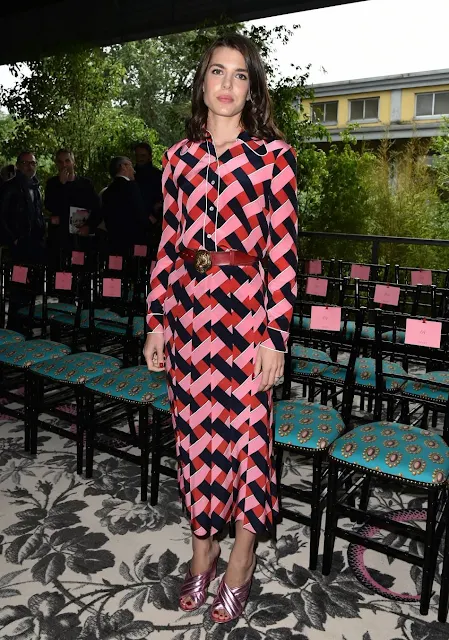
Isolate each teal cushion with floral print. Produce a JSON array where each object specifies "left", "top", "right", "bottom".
[
  {"left": 292, "top": 315, "right": 311, "bottom": 331},
  {"left": 0, "top": 329, "right": 25, "bottom": 345},
  {"left": 0, "top": 339, "right": 71, "bottom": 369},
  {"left": 85, "top": 366, "right": 167, "bottom": 404},
  {"left": 30, "top": 352, "right": 121, "bottom": 385},
  {"left": 344, "top": 321, "right": 375, "bottom": 340},
  {"left": 322, "top": 357, "right": 405, "bottom": 390},
  {"left": 95, "top": 317, "right": 145, "bottom": 338},
  {"left": 151, "top": 393, "right": 171, "bottom": 413},
  {"left": 291, "top": 345, "right": 332, "bottom": 377},
  {"left": 382, "top": 330, "right": 406, "bottom": 344},
  {"left": 274, "top": 399, "right": 345, "bottom": 451},
  {"left": 18, "top": 302, "right": 78, "bottom": 320},
  {"left": 329, "top": 421, "right": 449, "bottom": 485},
  {"left": 403, "top": 371, "right": 449, "bottom": 403},
  {"left": 50, "top": 308, "right": 123, "bottom": 328}
]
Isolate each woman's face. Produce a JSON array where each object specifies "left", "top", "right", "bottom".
[{"left": 203, "top": 46, "right": 250, "bottom": 122}]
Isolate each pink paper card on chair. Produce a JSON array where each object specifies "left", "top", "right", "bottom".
[
  {"left": 411, "top": 269, "right": 432, "bottom": 286},
  {"left": 374, "top": 284, "right": 400, "bottom": 307},
  {"left": 71, "top": 251, "right": 85, "bottom": 266},
  {"left": 405, "top": 318, "right": 442, "bottom": 349},
  {"left": 350, "top": 264, "right": 370, "bottom": 280},
  {"left": 306, "top": 277, "right": 328, "bottom": 297},
  {"left": 12, "top": 266, "right": 28, "bottom": 284},
  {"left": 310, "top": 305, "right": 341, "bottom": 331},
  {"left": 108, "top": 255, "right": 123, "bottom": 271},
  {"left": 103, "top": 277, "right": 122, "bottom": 298},
  {"left": 307, "top": 260, "right": 322, "bottom": 275},
  {"left": 133, "top": 244, "right": 147, "bottom": 257},
  {"left": 55, "top": 272, "right": 73, "bottom": 290}
]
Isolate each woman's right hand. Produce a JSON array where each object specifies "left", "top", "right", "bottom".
[{"left": 143, "top": 332, "right": 166, "bottom": 372}]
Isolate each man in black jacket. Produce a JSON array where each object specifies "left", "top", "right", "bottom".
[
  {"left": 134, "top": 142, "right": 163, "bottom": 252},
  {"left": 0, "top": 150, "right": 45, "bottom": 263},
  {"left": 0, "top": 151, "right": 46, "bottom": 329},
  {"left": 101, "top": 156, "right": 149, "bottom": 255},
  {"left": 45, "top": 149, "right": 101, "bottom": 262}
]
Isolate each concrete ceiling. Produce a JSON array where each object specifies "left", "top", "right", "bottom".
[{"left": 0, "top": 0, "right": 365, "bottom": 65}]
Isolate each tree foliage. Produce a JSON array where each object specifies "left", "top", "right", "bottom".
[{"left": 0, "top": 48, "right": 160, "bottom": 188}]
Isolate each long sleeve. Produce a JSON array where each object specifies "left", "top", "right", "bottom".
[
  {"left": 146, "top": 151, "right": 181, "bottom": 332},
  {"left": 260, "top": 145, "right": 298, "bottom": 353}
]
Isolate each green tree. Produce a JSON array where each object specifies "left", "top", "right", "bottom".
[
  {"left": 114, "top": 22, "right": 327, "bottom": 151},
  {"left": 0, "top": 48, "right": 158, "bottom": 188}
]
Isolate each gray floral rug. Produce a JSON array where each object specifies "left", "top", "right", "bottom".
[{"left": 0, "top": 401, "right": 448, "bottom": 640}]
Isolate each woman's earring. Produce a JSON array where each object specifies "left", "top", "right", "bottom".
[{"left": 246, "top": 93, "right": 252, "bottom": 102}]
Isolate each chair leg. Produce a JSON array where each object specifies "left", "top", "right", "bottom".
[
  {"left": 386, "top": 398, "right": 394, "bottom": 421},
  {"left": 150, "top": 409, "right": 162, "bottom": 506},
  {"left": 322, "top": 461, "right": 340, "bottom": 575},
  {"left": 421, "top": 406, "right": 430, "bottom": 429},
  {"left": 309, "top": 455, "right": 323, "bottom": 571},
  {"left": 85, "top": 393, "right": 95, "bottom": 478},
  {"left": 373, "top": 392, "right": 383, "bottom": 421},
  {"left": 30, "top": 377, "right": 43, "bottom": 455},
  {"left": 139, "top": 407, "right": 149, "bottom": 502},
  {"left": 24, "top": 371, "right": 32, "bottom": 452},
  {"left": 126, "top": 407, "right": 137, "bottom": 440},
  {"left": 400, "top": 399, "right": 410, "bottom": 424},
  {"left": 75, "top": 388, "right": 84, "bottom": 475},
  {"left": 438, "top": 492, "right": 449, "bottom": 622},
  {"left": 420, "top": 489, "right": 438, "bottom": 615},
  {"left": 358, "top": 475, "right": 371, "bottom": 524}
]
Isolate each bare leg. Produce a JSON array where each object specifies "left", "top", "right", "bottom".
[
  {"left": 211, "top": 521, "right": 256, "bottom": 622},
  {"left": 180, "top": 533, "right": 220, "bottom": 609}
]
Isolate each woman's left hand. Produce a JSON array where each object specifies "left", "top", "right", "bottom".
[{"left": 254, "top": 346, "right": 284, "bottom": 392}]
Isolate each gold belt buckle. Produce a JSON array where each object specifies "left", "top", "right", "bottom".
[{"left": 194, "top": 249, "right": 212, "bottom": 274}]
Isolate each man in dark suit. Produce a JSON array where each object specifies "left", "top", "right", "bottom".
[
  {"left": 134, "top": 143, "right": 163, "bottom": 252},
  {"left": 0, "top": 150, "right": 45, "bottom": 263},
  {"left": 0, "top": 150, "right": 46, "bottom": 329},
  {"left": 45, "top": 148, "right": 101, "bottom": 264},
  {"left": 101, "top": 156, "right": 149, "bottom": 255}
]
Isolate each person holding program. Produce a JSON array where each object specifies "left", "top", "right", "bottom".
[{"left": 144, "top": 33, "right": 298, "bottom": 623}]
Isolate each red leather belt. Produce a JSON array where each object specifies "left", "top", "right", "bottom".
[{"left": 180, "top": 248, "right": 259, "bottom": 274}]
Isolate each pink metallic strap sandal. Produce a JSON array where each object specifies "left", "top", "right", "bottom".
[
  {"left": 179, "top": 554, "right": 220, "bottom": 611},
  {"left": 210, "top": 560, "right": 256, "bottom": 623}
]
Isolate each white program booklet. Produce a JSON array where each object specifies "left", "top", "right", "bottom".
[{"left": 69, "top": 206, "right": 90, "bottom": 235}]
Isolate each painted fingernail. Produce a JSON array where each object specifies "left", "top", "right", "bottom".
[{"left": 159, "top": 363, "right": 164, "bottom": 368}]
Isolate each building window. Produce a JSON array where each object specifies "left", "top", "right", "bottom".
[
  {"left": 349, "top": 98, "right": 379, "bottom": 121},
  {"left": 416, "top": 91, "right": 449, "bottom": 117},
  {"left": 311, "top": 101, "right": 338, "bottom": 124}
]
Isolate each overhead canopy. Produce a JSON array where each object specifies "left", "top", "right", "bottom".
[{"left": 0, "top": 0, "right": 364, "bottom": 65}]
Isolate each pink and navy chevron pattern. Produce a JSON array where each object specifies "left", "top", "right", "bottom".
[{"left": 147, "top": 130, "right": 298, "bottom": 536}]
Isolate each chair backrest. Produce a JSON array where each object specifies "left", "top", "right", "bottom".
[
  {"left": 299, "top": 258, "right": 337, "bottom": 278},
  {"left": 3, "top": 260, "right": 46, "bottom": 337},
  {"left": 374, "top": 308, "right": 449, "bottom": 440},
  {"left": 337, "top": 260, "right": 390, "bottom": 283},
  {"left": 288, "top": 306, "right": 365, "bottom": 424}
]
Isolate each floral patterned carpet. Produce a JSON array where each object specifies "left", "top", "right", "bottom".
[{"left": 0, "top": 399, "right": 448, "bottom": 640}]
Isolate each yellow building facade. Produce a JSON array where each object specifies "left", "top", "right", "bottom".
[{"left": 303, "top": 69, "right": 449, "bottom": 142}]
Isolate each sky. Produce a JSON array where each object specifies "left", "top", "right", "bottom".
[{"left": 0, "top": 0, "right": 448, "bottom": 90}]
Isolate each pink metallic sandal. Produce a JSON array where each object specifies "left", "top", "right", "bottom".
[
  {"left": 179, "top": 553, "right": 220, "bottom": 611},
  {"left": 210, "top": 558, "right": 256, "bottom": 623}
]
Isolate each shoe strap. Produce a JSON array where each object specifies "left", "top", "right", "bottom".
[
  {"left": 180, "top": 558, "right": 217, "bottom": 603},
  {"left": 213, "top": 576, "right": 252, "bottom": 619}
]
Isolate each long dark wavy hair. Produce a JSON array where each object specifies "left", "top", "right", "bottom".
[{"left": 186, "top": 33, "right": 283, "bottom": 142}]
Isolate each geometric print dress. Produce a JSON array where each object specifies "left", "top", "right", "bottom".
[{"left": 147, "top": 130, "right": 298, "bottom": 537}]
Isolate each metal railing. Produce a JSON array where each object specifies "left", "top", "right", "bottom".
[{"left": 298, "top": 231, "right": 449, "bottom": 265}]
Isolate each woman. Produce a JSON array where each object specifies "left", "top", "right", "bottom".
[{"left": 144, "top": 33, "right": 298, "bottom": 623}]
